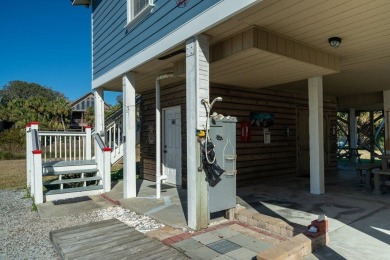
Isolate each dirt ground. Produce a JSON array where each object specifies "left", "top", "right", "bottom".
[{"left": 0, "top": 159, "right": 26, "bottom": 189}]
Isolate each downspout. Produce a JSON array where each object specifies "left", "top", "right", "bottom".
[{"left": 156, "top": 72, "right": 175, "bottom": 199}]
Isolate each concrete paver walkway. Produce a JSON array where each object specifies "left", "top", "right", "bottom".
[{"left": 147, "top": 221, "right": 284, "bottom": 260}]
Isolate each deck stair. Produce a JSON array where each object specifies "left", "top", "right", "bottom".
[{"left": 43, "top": 160, "right": 104, "bottom": 201}]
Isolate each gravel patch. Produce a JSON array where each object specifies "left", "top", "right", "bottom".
[{"left": 0, "top": 189, "right": 164, "bottom": 260}]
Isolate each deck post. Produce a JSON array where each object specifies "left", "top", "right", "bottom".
[
  {"left": 26, "top": 124, "right": 32, "bottom": 189},
  {"left": 384, "top": 90, "right": 390, "bottom": 153},
  {"left": 102, "top": 147, "right": 112, "bottom": 192},
  {"left": 186, "top": 34, "right": 210, "bottom": 230},
  {"left": 308, "top": 76, "right": 325, "bottom": 194},
  {"left": 32, "top": 150, "right": 43, "bottom": 204},
  {"left": 123, "top": 73, "right": 137, "bottom": 198},
  {"left": 30, "top": 122, "right": 39, "bottom": 197},
  {"left": 85, "top": 126, "right": 92, "bottom": 160}
]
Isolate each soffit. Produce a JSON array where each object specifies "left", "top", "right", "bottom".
[
  {"left": 101, "top": 0, "right": 390, "bottom": 101},
  {"left": 205, "top": 0, "right": 390, "bottom": 97}
]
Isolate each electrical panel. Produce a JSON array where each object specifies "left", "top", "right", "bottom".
[{"left": 208, "top": 116, "right": 237, "bottom": 214}]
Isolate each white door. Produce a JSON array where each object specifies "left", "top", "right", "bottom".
[{"left": 163, "top": 106, "right": 182, "bottom": 186}]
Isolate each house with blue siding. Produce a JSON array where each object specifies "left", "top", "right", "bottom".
[{"left": 70, "top": 0, "right": 390, "bottom": 230}]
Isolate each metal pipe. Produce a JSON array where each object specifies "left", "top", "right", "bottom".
[{"left": 156, "top": 72, "right": 174, "bottom": 199}]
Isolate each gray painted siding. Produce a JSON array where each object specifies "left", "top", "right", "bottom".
[{"left": 92, "top": 0, "right": 221, "bottom": 79}]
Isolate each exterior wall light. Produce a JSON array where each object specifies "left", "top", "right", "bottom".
[{"left": 328, "top": 37, "right": 342, "bottom": 48}]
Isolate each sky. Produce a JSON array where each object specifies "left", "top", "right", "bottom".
[{"left": 0, "top": 1, "right": 117, "bottom": 104}]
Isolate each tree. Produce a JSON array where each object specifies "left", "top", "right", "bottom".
[
  {"left": 0, "top": 81, "right": 72, "bottom": 130},
  {"left": 0, "top": 81, "right": 65, "bottom": 103}
]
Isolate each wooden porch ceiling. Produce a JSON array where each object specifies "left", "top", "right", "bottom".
[
  {"left": 102, "top": 0, "right": 390, "bottom": 103},
  {"left": 205, "top": 0, "right": 390, "bottom": 97}
]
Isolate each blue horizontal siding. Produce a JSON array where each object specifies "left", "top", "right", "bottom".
[{"left": 92, "top": 0, "right": 221, "bottom": 79}]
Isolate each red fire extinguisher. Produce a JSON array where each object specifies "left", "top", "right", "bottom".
[{"left": 240, "top": 121, "right": 251, "bottom": 142}]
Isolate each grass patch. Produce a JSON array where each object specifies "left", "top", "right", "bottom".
[
  {"left": 0, "top": 159, "right": 26, "bottom": 189},
  {"left": 31, "top": 202, "right": 37, "bottom": 211},
  {"left": 111, "top": 159, "right": 140, "bottom": 181},
  {"left": 0, "top": 150, "right": 25, "bottom": 160}
]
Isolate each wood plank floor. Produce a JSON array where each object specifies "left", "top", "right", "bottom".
[{"left": 50, "top": 218, "right": 188, "bottom": 260}]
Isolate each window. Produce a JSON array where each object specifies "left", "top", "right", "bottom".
[{"left": 126, "top": 0, "right": 154, "bottom": 28}]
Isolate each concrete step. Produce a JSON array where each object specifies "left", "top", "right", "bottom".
[{"left": 43, "top": 176, "right": 101, "bottom": 185}]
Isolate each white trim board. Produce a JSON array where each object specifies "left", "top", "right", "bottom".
[{"left": 92, "top": 0, "right": 262, "bottom": 89}]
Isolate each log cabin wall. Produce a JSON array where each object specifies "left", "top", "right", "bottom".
[
  {"left": 210, "top": 84, "right": 337, "bottom": 187},
  {"left": 140, "top": 82, "right": 337, "bottom": 188}
]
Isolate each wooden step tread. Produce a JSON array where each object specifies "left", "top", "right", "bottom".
[
  {"left": 43, "top": 160, "right": 96, "bottom": 168},
  {"left": 50, "top": 219, "right": 188, "bottom": 260},
  {"left": 44, "top": 176, "right": 101, "bottom": 185},
  {"left": 46, "top": 185, "right": 103, "bottom": 195},
  {"left": 43, "top": 168, "right": 98, "bottom": 176}
]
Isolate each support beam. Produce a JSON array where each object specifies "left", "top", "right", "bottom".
[
  {"left": 383, "top": 90, "right": 390, "bottom": 153},
  {"left": 308, "top": 77, "right": 325, "bottom": 195},
  {"left": 186, "top": 34, "right": 210, "bottom": 230},
  {"left": 123, "top": 73, "right": 137, "bottom": 199}
]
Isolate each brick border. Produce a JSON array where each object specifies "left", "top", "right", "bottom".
[
  {"left": 235, "top": 208, "right": 294, "bottom": 238},
  {"left": 100, "top": 193, "right": 120, "bottom": 206},
  {"left": 233, "top": 207, "right": 330, "bottom": 259}
]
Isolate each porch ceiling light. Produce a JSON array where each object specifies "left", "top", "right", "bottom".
[{"left": 328, "top": 37, "right": 342, "bottom": 48}]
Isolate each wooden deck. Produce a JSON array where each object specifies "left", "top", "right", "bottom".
[{"left": 50, "top": 218, "right": 188, "bottom": 260}]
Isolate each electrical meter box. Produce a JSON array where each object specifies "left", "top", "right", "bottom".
[{"left": 208, "top": 116, "right": 237, "bottom": 214}]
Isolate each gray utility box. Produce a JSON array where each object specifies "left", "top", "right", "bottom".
[{"left": 208, "top": 116, "right": 237, "bottom": 214}]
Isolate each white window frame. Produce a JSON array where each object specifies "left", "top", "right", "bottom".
[{"left": 125, "top": 0, "right": 154, "bottom": 29}]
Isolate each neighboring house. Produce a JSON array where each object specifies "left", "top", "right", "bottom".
[
  {"left": 70, "top": 92, "right": 110, "bottom": 129},
  {"left": 72, "top": 0, "right": 390, "bottom": 229}
]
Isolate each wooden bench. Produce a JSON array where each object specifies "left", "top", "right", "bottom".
[
  {"left": 355, "top": 163, "right": 381, "bottom": 190},
  {"left": 372, "top": 169, "right": 390, "bottom": 194}
]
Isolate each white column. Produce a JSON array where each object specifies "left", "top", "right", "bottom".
[
  {"left": 94, "top": 88, "right": 105, "bottom": 181},
  {"left": 349, "top": 109, "right": 357, "bottom": 149},
  {"left": 94, "top": 88, "right": 105, "bottom": 138},
  {"left": 186, "top": 34, "right": 210, "bottom": 230},
  {"left": 156, "top": 77, "right": 162, "bottom": 198},
  {"left": 383, "top": 90, "right": 390, "bottom": 153},
  {"left": 123, "top": 73, "right": 137, "bottom": 198},
  {"left": 308, "top": 76, "right": 325, "bottom": 195}
]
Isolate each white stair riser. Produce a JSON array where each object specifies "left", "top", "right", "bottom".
[{"left": 45, "top": 189, "right": 104, "bottom": 202}]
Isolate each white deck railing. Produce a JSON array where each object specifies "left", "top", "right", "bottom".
[
  {"left": 38, "top": 127, "right": 92, "bottom": 162},
  {"left": 105, "top": 117, "right": 124, "bottom": 164}
]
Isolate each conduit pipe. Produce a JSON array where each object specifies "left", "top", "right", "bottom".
[{"left": 156, "top": 72, "right": 175, "bottom": 199}]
